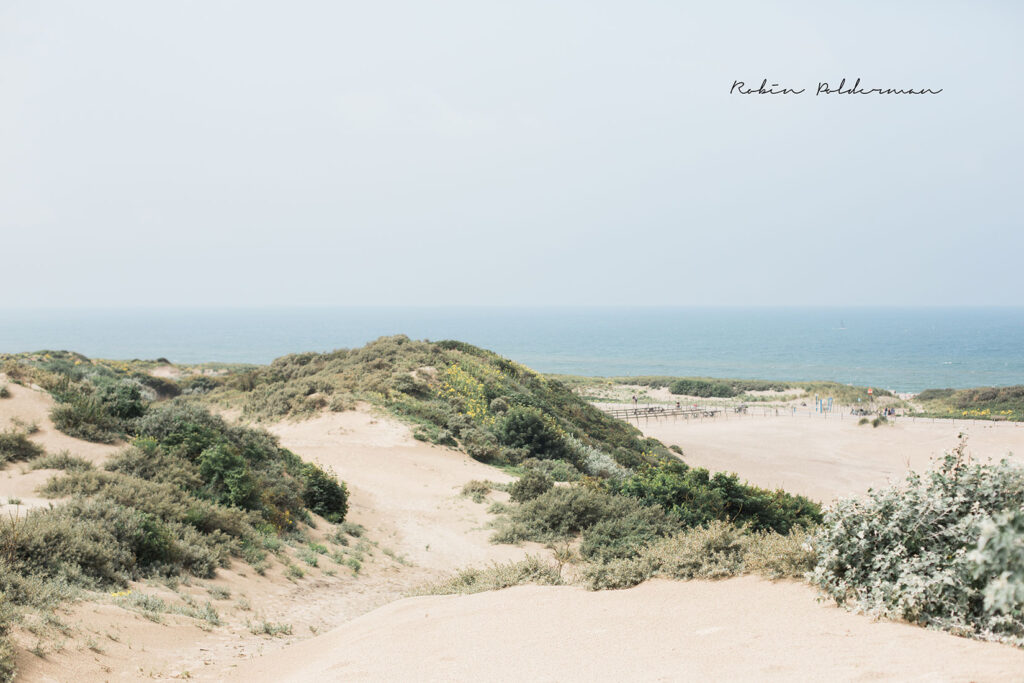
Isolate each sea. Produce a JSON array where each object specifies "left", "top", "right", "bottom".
[{"left": 1, "top": 307, "right": 1022, "bottom": 393}]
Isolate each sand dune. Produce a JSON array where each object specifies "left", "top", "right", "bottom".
[
  {"left": 225, "top": 578, "right": 1024, "bottom": 682},
  {"left": 0, "top": 378, "right": 120, "bottom": 517},
  {"left": 2, "top": 388, "right": 538, "bottom": 681},
  {"left": 4, "top": 382, "right": 1023, "bottom": 681},
  {"left": 267, "top": 409, "right": 533, "bottom": 573}
]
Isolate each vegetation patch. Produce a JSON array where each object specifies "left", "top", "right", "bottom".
[
  {"left": 413, "top": 556, "right": 563, "bottom": 596},
  {"left": 811, "top": 439, "right": 1024, "bottom": 645},
  {"left": 0, "top": 428, "right": 45, "bottom": 464},
  {"left": 193, "top": 336, "right": 674, "bottom": 473},
  {"left": 581, "top": 522, "right": 815, "bottom": 590},
  {"left": 914, "top": 385, "right": 1024, "bottom": 422},
  {"left": 30, "top": 451, "right": 95, "bottom": 472}
]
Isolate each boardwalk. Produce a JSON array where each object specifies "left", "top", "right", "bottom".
[{"left": 598, "top": 405, "right": 725, "bottom": 422}]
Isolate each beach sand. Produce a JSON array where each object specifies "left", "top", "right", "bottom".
[
  {"left": 637, "top": 411, "right": 1024, "bottom": 501},
  {"left": 3, "top": 380, "right": 1023, "bottom": 681},
  {"left": 224, "top": 578, "right": 1024, "bottom": 683}
]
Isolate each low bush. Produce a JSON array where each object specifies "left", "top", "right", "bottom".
[
  {"left": 810, "top": 442, "right": 1024, "bottom": 645},
  {"left": 50, "top": 395, "right": 123, "bottom": 443},
  {"left": 0, "top": 428, "right": 44, "bottom": 464},
  {"left": 493, "top": 486, "right": 661, "bottom": 544},
  {"left": 497, "top": 406, "right": 574, "bottom": 464},
  {"left": 610, "top": 463, "right": 821, "bottom": 534},
  {"left": 669, "top": 379, "right": 737, "bottom": 398},
  {"left": 301, "top": 463, "right": 348, "bottom": 522},
  {"left": 413, "top": 556, "right": 563, "bottom": 595},
  {"left": 508, "top": 471, "right": 553, "bottom": 503},
  {"left": 518, "top": 458, "right": 581, "bottom": 482},
  {"left": 578, "top": 505, "right": 671, "bottom": 563},
  {"left": 131, "top": 400, "right": 347, "bottom": 528},
  {"left": 580, "top": 522, "right": 815, "bottom": 590},
  {"left": 461, "top": 480, "right": 492, "bottom": 503},
  {"left": 30, "top": 451, "right": 95, "bottom": 472},
  {"left": 565, "top": 434, "right": 629, "bottom": 479}
]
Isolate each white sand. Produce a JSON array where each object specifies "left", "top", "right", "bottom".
[
  {"left": 4, "top": 382, "right": 1023, "bottom": 681},
  {"left": 638, "top": 412, "right": 1024, "bottom": 501},
  {"left": 224, "top": 578, "right": 1024, "bottom": 682}
]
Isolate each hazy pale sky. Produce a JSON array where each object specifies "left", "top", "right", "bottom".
[{"left": 2, "top": 1, "right": 1021, "bottom": 307}]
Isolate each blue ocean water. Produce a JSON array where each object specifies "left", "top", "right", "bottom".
[{"left": 1, "top": 307, "right": 1022, "bottom": 392}]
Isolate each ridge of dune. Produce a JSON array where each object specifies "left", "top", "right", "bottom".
[
  {"left": 7, "top": 403, "right": 540, "bottom": 682},
  {"left": 224, "top": 577, "right": 1024, "bottom": 682}
]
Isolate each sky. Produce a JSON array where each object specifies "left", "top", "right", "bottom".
[{"left": 1, "top": 1, "right": 1022, "bottom": 308}]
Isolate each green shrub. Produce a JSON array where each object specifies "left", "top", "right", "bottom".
[
  {"left": 493, "top": 486, "right": 653, "bottom": 543},
  {"left": 0, "top": 385, "right": 9, "bottom": 399},
  {"left": 179, "top": 375, "right": 220, "bottom": 395},
  {"left": 30, "top": 451, "right": 95, "bottom": 472},
  {"left": 0, "top": 428, "right": 44, "bottom": 463},
  {"left": 668, "top": 379, "right": 737, "bottom": 398},
  {"left": 611, "top": 463, "right": 821, "bottom": 534},
  {"left": 105, "top": 438, "right": 202, "bottom": 490},
  {"left": 508, "top": 471, "right": 553, "bottom": 503},
  {"left": 96, "top": 382, "right": 146, "bottom": 420},
  {"left": 497, "top": 406, "right": 572, "bottom": 464},
  {"left": 565, "top": 434, "right": 629, "bottom": 479},
  {"left": 50, "top": 396, "right": 123, "bottom": 443},
  {"left": 301, "top": 464, "right": 348, "bottom": 522},
  {"left": 811, "top": 444, "right": 1024, "bottom": 645},
  {"left": 199, "top": 444, "right": 259, "bottom": 509},
  {"left": 578, "top": 506, "right": 671, "bottom": 563},
  {"left": 133, "top": 400, "right": 338, "bottom": 529},
  {"left": 743, "top": 528, "right": 816, "bottom": 579},
  {"left": 250, "top": 620, "right": 293, "bottom": 636}
]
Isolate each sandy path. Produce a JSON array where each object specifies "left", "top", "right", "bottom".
[
  {"left": 267, "top": 409, "right": 533, "bottom": 573},
  {"left": 11, "top": 404, "right": 536, "bottom": 682},
  {"left": 225, "top": 577, "right": 1024, "bottom": 682},
  {"left": 639, "top": 413, "right": 1024, "bottom": 501}
]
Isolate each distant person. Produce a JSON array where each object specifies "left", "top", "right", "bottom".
[
  {"left": 632, "top": 394, "right": 638, "bottom": 408},
  {"left": 675, "top": 400, "right": 681, "bottom": 410}
]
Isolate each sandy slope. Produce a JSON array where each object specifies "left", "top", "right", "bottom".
[
  {"left": 225, "top": 578, "right": 1024, "bottom": 683},
  {"left": 266, "top": 409, "right": 531, "bottom": 573},
  {"left": 5, "top": 382, "right": 1024, "bottom": 682},
  {"left": 0, "top": 379, "right": 120, "bottom": 465},
  {"left": 2, "top": 388, "right": 536, "bottom": 681},
  {"left": 0, "top": 377, "right": 120, "bottom": 516},
  {"left": 639, "top": 413, "right": 1024, "bottom": 501}
]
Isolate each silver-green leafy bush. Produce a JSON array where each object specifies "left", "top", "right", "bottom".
[
  {"left": 810, "top": 441, "right": 1024, "bottom": 645},
  {"left": 564, "top": 434, "right": 630, "bottom": 480},
  {"left": 969, "top": 509, "right": 1024, "bottom": 619}
]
